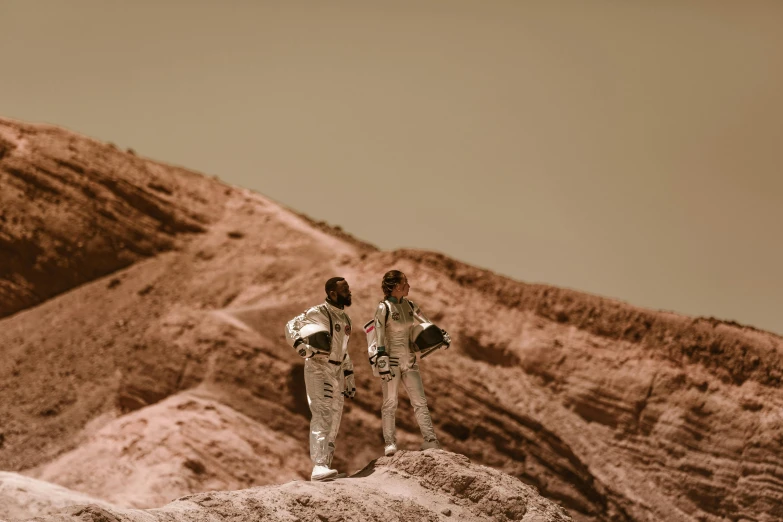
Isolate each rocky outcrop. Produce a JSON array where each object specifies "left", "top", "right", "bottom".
[
  {"left": 24, "top": 450, "right": 573, "bottom": 522},
  {"left": 0, "top": 472, "right": 114, "bottom": 521}
]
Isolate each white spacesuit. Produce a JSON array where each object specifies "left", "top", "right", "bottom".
[
  {"left": 373, "top": 296, "right": 440, "bottom": 455},
  {"left": 285, "top": 300, "right": 354, "bottom": 481}
]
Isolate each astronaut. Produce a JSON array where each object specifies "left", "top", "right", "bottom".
[
  {"left": 374, "top": 270, "right": 447, "bottom": 456},
  {"left": 285, "top": 277, "right": 355, "bottom": 481}
]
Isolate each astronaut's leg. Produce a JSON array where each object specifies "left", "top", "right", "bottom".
[
  {"left": 326, "top": 368, "right": 345, "bottom": 468},
  {"left": 304, "top": 358, "right": 338, "bottom": 480},
  {"left": 400, "top": 360, "right": 439, "bottom": 449},
  {"left": 381, "top": 369, "right": 402, "bottom": 453}
]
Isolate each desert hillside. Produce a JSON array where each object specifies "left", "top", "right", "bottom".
[
  {"left": 1, "top": 117, "right": 782, "bottom": 522},
  {"left": 0, "top": 119, "right": 224, "bottom": 319}
]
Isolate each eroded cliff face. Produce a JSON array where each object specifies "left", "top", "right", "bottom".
[{"left": 1, "top": 118, "right": 781, "bottom": 522}]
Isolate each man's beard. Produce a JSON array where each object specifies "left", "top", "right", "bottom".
[{"left": 337, "top": 294, "right": 352, "bottom": 307}]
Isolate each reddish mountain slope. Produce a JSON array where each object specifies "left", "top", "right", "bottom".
[{"left": 1, "top": 118, "right": 781, "bottom": 522}]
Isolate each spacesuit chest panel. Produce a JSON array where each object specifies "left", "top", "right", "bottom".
[
  {"left": 385, "top": 300, "right": 414, "bottom": 353},
  {"left": 325, "top": 306, "right": 351, "bottom": 362}
]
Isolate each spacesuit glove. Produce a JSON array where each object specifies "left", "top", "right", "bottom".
[
  {"left": 343, "top": 370, "right": 356, "bottom": 398},
  {"left": 377, "top": 355, "right": 395, "bottom": 382}
]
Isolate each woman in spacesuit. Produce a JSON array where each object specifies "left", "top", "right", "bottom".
[{"left": 373, "top": 270, "right": 447, "bottom": 456}]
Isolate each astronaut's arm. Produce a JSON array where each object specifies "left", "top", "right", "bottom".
[
  {"left": 341, "top": 351, "right": 354, "bottom": 372},
  {"left": 342, "top": 352, "right": 356, "bottom": 398},
  {"left": 411, "top": 301, "right": 432, "bottom": 325},
  {"left": 374, "top": 302, "right": 388, "bottom": 356}
]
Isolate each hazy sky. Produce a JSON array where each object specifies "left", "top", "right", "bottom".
[{"left": 2, "top": 1, "right": 781, "bottom": 334}]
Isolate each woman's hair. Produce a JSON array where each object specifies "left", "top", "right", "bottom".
[{"left": 381, "top": 270, "right": 405, "bottom": 298}]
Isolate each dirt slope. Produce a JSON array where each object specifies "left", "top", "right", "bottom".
[{"left": 28, "top": 390, "right": 311, "bottom": 509}]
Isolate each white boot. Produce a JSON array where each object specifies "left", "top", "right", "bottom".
[
  {"left": 311, "top": 464, "right": 338, "bottom": 481},
  {"left": 384, "top": 443, "right": 397, "bottom": 456},
  {"left": 421, "top": 440, "right": 440, "bottom": 450}
]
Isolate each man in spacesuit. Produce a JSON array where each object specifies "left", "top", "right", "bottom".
[{"left": 285, "top": 277, "right": 355, "bottom": 481}]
